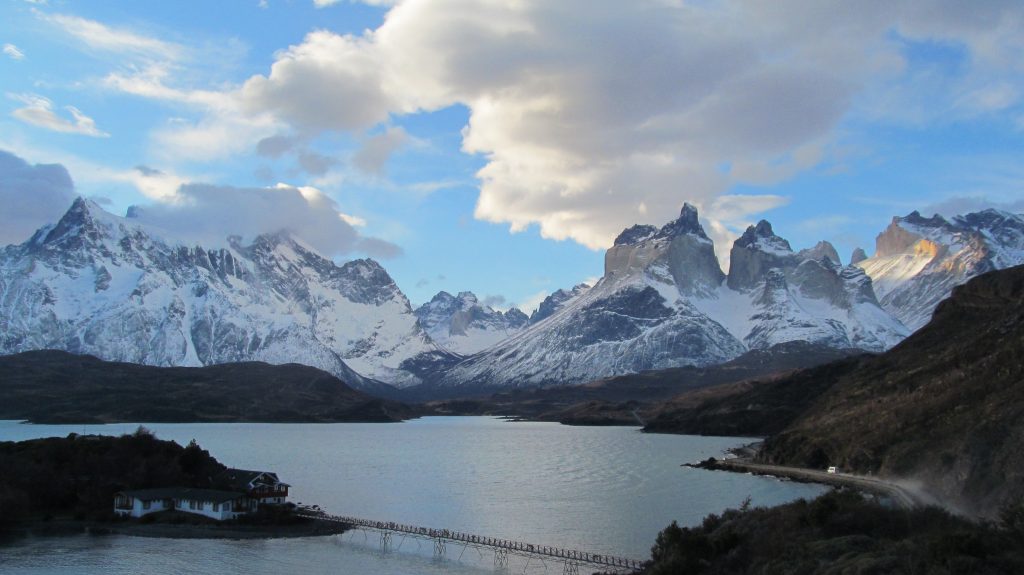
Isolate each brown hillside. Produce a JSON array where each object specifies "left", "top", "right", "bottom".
[{"left": 761, "top": 265, "right": 1024, "bottom": 517}]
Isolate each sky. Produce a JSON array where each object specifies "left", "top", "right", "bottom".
[{"left": 1, "top": 0, "right": 1023, "bottom": 312}]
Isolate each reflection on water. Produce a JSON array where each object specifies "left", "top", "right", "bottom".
[{"left": 0, "top": 417, "right": 826, "bottom": 574}]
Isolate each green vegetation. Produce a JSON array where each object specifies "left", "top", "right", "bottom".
[
  {"left": 643, "top": 491, "right": 1024, "bottom": 575},
  {"left": 0, "top": 428, "right": 225, "bottom": 526}
]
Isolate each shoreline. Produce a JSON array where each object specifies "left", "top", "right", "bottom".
[{"left": 1, "top": 516, "right": 350, "bottom": 544}]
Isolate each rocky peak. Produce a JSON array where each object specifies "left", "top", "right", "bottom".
[
  {"left": 530, "top": 283, "right": 591, "bottom": 324},
  {"left": 797, "top": 241, "right": 841, "bottom": 265},
  {"left": 850, "top": 247, "right": 868, "bottom": 265},
  {"left": 606, "top": 203, "right": 723, "bottom": 294},
  {"left": 612, "top": 202, "right": 709, "bottom": 247},
  {"left": 875, "top": 216, "right": 929, "bottom": 258},
  {"left": 658, "top": 202, "right": 709, "bottom": 241},
  {"left": 735, "top": 220, "right": 793, "bottom": 253},
  {"left": 504, "top": 307, "right": 529, "bottom": 327},
  {"left": 613, "top": 224, "right": 659, "bottom": 246},
  {"left": 902, "top": 210, "right": 949, "bottom": 229},
  {"left": 455, "top": 291, "right": 479, "bottom": 307},
  {"left": 42, "top": 198, "right": 107, "bottom": 246},
  {"left": 727, "top": 219, "right": 797, "bottom": 291}
]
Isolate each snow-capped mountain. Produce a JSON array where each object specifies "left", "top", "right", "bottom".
[
  {"left": 0, "top": 198, "right": 440, "bottom": 389},
  {"left": 414, "top": 291, "right": 528, "bottom": 355},
  {"left": 434, "top": 204, "right": 907, "bottom": 389},
  {"left": 856, "top": 209, "right": 1024, "bottom": 330}
]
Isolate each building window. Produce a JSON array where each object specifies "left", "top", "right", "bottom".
[
  {"left": 213, "top": 503, "right": 219, "bottom": 512},
  {"left": 189, "top": 500, "right": 197, "bottom": 510},
  {"left": 142, "top": 500, "right": 151, "bottom": 510}
]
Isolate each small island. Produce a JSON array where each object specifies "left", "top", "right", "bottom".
[{"left": 0, "top": 427, "right": 347, "bottom": 541}]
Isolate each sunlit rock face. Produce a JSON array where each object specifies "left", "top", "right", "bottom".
[
  {"left": 857, "top": 209, "right": 1024, "bottom": 331},
  {"left": 0, "top": 198, "right": 444, "bottom": 390}
]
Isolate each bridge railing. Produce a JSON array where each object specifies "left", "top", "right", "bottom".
[{"left": 299, "top": 511, "right": 644, "bottom": 570}]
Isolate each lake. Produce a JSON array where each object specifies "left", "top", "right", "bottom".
[{"left": 0, "top": 417, "right": 826, "bottom": 573}]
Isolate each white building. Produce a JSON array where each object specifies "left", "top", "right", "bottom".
[{"left": 114, "top": 487, "right": 254, "bottom": 521}]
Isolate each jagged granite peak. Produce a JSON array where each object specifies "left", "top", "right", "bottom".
[
  {"left": 850, "top": 247, "right": 868, "bottom": 265},
  {"left": 529, "top": 283, "right": 591, "bottom": 324},
  {"left": 797, "top": 241, "right": 841, "bottom": 266},
  {"left": 0, "top": 199, "right": 440, "bottom": 389},
  {"left": 658, "top": 202, "right": 709, "bottom": 240},
  {"left": 612, "top": 202, "right": 709, "bottom": 246},
  {"left": 414, "top": 290, "right": 529, "bottom": 355},
  {"left": 613, "top": 224, "right": 659, "bottom": 246},
  {"left": 858, "top": 207, "right": 1024, "bottom": 330},
  {"left": 606, "top": 202, "right": 723, "bottom": 296},
  {"left": 727, "top": 220, "right": 797, "bottom": 291}
]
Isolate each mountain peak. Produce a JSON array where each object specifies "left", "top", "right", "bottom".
[
  {"left": 613, "top": 224, "right": 659, "bottom": 246},
  {"left": 41, "top": 197, "right": 112, "bottom": 249},
  {"left": 850, "top": 247, "right": 868, "bottom": 265},
  {"left": 735, "top": 220, "right": 792, "bottom": 253},
  {"left": 612, "top": 202, "right": 709, "bottom": 246},
  {"left": 797, "top": 240, "right": 841, "bottom": 266},
  {"left": 658, "top": 202, "right": 709, "bottom": 240}
]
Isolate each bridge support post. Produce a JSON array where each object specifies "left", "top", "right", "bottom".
[
  {"left": 494, "top": 548, "right": 508, "bottom": 568},
  {"left": 563, "top": 561, "right": 580, "bottom": 575},
  {"left": 434, "top": 537, "right": 446, "bottom": 557},
  {"left": 380, "top": 530, "right": 392, "bottom": 552}
]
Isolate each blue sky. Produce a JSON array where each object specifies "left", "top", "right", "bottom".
[{"left": 2, "top": 1, "right": 1023, "bottom": 311}]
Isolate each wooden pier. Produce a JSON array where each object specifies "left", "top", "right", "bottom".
[{"left": 299, "top": 510, "right": 644, "bottom": 574}]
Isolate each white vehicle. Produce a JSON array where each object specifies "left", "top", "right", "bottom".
[{"left": 827, "top": 466, "right": 838, "bottom": 474}]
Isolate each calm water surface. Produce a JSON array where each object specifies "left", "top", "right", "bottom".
[{"left": 0, "top": 417, "right": 826, "bottom": 573}]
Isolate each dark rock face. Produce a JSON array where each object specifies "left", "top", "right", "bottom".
[
  {"left": 613, "top": 224, "right": 659, "bottom": 246},
  {"left": 850, "top": 247, "right": 868, "bottom": 265}
]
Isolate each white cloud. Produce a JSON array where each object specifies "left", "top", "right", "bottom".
[
  {"left": 10, "top": 93, "right": 109, "bottom": 137},
  {"left": 128, "top": 182, "right": 401, "bottom": 258},
  {"left": 0, "top": 149, "right": 76, "bottom": 245},
  {"left": 90, "top": 0, "right": 1024, "bottom": 251},
  {"left": 3, "top": 43, "right": 25, "bottom": 60},
  {"left": 40, "top": 12, "right": 184, "bottom": 62}
]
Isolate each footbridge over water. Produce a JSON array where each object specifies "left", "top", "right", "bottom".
[{"left": 298, "top": 510, "right": 645, "bottom": 574}]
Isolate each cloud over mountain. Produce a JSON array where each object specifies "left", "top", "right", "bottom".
[
  {"left": 127, "top": 182, "right": 402, "bottom": 258},
  {"left": 102, "top": 0, "right": 1024, "bottom": 251},
  {"left": 0, "top": 150, "right": 76, "bottom": 245}
]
